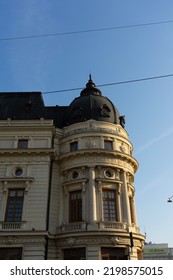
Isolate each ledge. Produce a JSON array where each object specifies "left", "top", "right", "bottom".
[
  {"left": 1, "top": 177, "right": 34, "bottom": 183},
  {"left": 0, "top": 148, "right": 55, "bottom": 157}
]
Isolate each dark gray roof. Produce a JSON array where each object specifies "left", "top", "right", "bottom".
[
  {"left": 64, "top": 77, "right": 121, "bottom": 126},
  {"left": 0, "top": 79, "right": 124, "bottom": 128},
  {"left": 0, "top": 91, "right": 66, "bottom": 128}
]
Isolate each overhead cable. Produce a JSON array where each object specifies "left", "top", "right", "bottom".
[
  {"left": 1, "top": 19, "right": 173, "bottom": 42},
  {"left": 43, "top": 73, "right": 173, "bottom": 94}
]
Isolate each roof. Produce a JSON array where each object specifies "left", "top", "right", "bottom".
[{"left": 0, "top": 78, "right": 125, "bottom": 129}]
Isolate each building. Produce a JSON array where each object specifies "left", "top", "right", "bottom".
[
  {"left": 0, "top": 77, "right": 145, "bottom": 260},
  {"left": 144, "top": 243, "right": 173, "bottom": 260}
]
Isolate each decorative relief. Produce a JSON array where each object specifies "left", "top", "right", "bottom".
[
  {"left": 85, "top": 138, "right": 96, "bottom": 149},
  {"left": 60, "top": 155, "right": 135, "bottom": 173},
  {"left": 0, "top": 237, "right": 46, "bottom": 244},
  {"left": 115, "top": 169, "right": 120, "bottom": 180},
  {"left": 111, "top": 236, "right": 120, "bottom": 245},
  {"left": 100, "top": 104, "right": 111, "bottom": 118},
  {"left": 120, "top": 143, "right": 127, "bottom": 153},
  {"left": 66, "top": 237, "right": 76, "bottom": 247},
  {"left": 88, "top": 121, "right": 97, "bottom": 129},
  {"left": 0, "top": 236, "right": 17, "bottom": 245}
]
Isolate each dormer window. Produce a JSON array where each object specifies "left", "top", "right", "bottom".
[{"left": 18, "top": 139, "right": 28, "bottom": 149}]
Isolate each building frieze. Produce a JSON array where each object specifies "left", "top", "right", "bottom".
[
  {"left": 60, "top": 152, "right": 137, "bottom": 173},
  {"left": 0, "top": 236, "right": 46, "bottom": 245}
]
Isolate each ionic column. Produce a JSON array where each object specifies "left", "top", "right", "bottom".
[
  {"left": 122, "top": 170, "right": 131, "bottom": 224},
  {"left": 88, "top": 167, "right": 96, "bottom": 222},
  {"left": 82, "top": 181, "right": 86, "bottom": 221},
  {"left": 131, "top": 196, "right": 137, "bottom": 225},
  {"left": 98, "top": 181, "right": 103, "bottom": 220}
]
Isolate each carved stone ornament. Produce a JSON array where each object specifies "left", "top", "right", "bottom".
[
  {"left": 120, "top": 143, "right": 127, "bottom": 153},
  {"left": 66, "top": 237, "right": 76, "bottom": 247},
  {"left": 0, "top": 236, "right": 17, "bottom": 245},
  {"left": 86, "top": 138, "right": 96, "bottom": 149},
  {"left": 111, "top": 236, "right": 120, "bottom": 245},
  {"left": 88, "top": 121, "right": 97, "bottom": 129},
  {"left": 100, "top": 104, "right": 111, "bottom": 117}
]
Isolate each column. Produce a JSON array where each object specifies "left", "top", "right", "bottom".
[
  {"left": 98, "top": 181, "right": 103, "bottom": 221},
  {"left": 88, "top": 167, "right": 96, "bottom": 222},
  {"left": 131, "top": 196, "right": 137, "bottom": 225},
  {"left": 122, "top": 170, "right": 131, "bottom": 224},
  {"left": 82, "top": 181, "right": 86, "bottom": 222}
]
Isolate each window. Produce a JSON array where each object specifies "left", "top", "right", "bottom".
[
  {"left": 104, "top": 169, "right": 114, "bottom": 178},
  {"left": 104, "top": 140, "right": 113, "bottom": 150},
  {"left": 72, "top": 171, "right": 79, "bottom": 179},
  {"left": 5, "top": 189, "right": 24, "bottom": 222},
  {"left": 0, "top": 248, "right": 22, "bottom": 260},
  {"left": 14, "top": 167, "right": 23, "bottom": 177},
  {"left": 102, "top": 190, "right": 117, "bottom": 221},
  {"left": 18, "top": 139, "right": 28, "bottom": 149},
  {"left": 64, "top": 248, "right": 86, "bottom": 260},
  {"left": 69, "top": 190, "right": 82, "bottom": 223},
  {"left": 70, "top": 141, "right": 78, "bottom": 152},
  {"left": 101, "top": 248, "right": 128, "bottom": 260}
]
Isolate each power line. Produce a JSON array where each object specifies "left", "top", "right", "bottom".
[
  {"left": 43, "top": 73, "right": 173, "bottom": 94},
  {"left": 1, "top": 19, "right": 173, "bottom": 42}
]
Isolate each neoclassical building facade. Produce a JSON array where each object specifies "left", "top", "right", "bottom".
[{"left": 0, "top": 77, "right": 145, "bottom": 260}]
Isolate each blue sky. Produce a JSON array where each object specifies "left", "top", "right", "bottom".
[{"left": 1, "top": 0, "right": 173, "bottom": 246}]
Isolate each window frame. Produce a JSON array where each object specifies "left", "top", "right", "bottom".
[
  {"left": 69, "top": 190, "right": 82, "bottom": 223},
  {"left": 5, "top": 189, "right": 25, "bottom": 222},
  {"left": 17, "top": 139, "right": 28, "bottom": 149},
  {"left": 104, "top": 140, "right": 113, "bottom": 150},
  {"left": 70, "top": 141, "right": 78, "bottom": 152},
  {"left": 102, "top": 189, "right": 117, "bottom": 222}
]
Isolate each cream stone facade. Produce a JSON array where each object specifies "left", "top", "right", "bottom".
[{"left": 0, "top": 78, "right": 145, "bottom": 260}]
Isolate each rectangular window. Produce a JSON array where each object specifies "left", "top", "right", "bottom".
[
  {"left": 18, "top": 139, "right": 28, "bottom": 149},
  {"left": 0, "top": 248, "right": 22, "bottom": 260},
  {"left": 102, "top": 189, "right": 117, "bottom": 221},
  {"left": 70, "top": 141, "right": 78, "bottom": 152},
  {"left": 69, "top": 190, "right": 82, "bottom": 223},
  {"left": 104, "top": 140, "right": 113, "bottom": 150},
  {"left": 64, "top": 248, "right": 86, "bottom": 260},
  {"left": 5, "top": 189, "right": 24, "bottom": 222}
]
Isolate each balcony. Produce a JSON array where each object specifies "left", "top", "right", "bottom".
[
  {"left": 58, "top": 221, "right": 128, "bottom": 233},
  {"left": 60, "top": 222, "right": 87, "bottom": 233},
  {"left": 0, "top": 221, "right": 26, "bottom": 230},
  {"left": 98, "top": 221, "right": 127, "bottom": 231}
]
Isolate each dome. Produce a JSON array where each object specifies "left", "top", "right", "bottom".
[{"left": 64, "top": 76, "right": 125, "bottom": 127}]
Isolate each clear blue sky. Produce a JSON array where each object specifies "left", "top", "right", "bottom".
[{"left": 1, "top": 0, "right": 173, "bottom": 246}]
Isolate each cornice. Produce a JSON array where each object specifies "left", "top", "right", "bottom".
[
  {"left": 0, "top": 148, "right": 56, "bottom": 157},
  {"left": 1, "top": 177, "right": 34, "bottom": 183},
  {"left": 59, "top": 149, "right": 138, "bottom": 172}
]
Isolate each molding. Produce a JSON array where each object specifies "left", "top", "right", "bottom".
[{"left": 0, "top": 148, "right": 55, "bottom": 157}]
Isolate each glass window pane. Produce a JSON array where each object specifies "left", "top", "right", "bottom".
[
  {"left": 102, "top": 190, "right": 117, "bottom": 222},
  {"left": 104, "top": 141, "right": 113, "bottom": 150},
  {"left": 5, "top": 189, "right": 24, "bottom": 222},
  {"left": 69, "top": 190, "right": 82, "bottom": 223},
  {"left": 18, "top": 139, "right": 28, "bottom": 149}
]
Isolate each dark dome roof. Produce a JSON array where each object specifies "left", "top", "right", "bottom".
[{"left": 64, "top": 76, "right": 124, "bottom": 127}]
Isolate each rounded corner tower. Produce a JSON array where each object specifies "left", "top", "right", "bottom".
[{"left": 52, "top": 76, "right": 145, "bottom": 260}]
